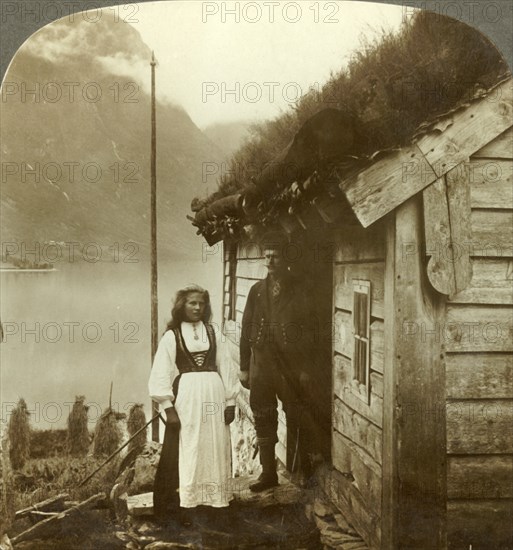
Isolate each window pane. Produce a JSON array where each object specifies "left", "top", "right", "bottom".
[
  {"left": 359, "top": 292, "right": 368, "bottom": 336},
  {"left": 360, "top": 340, "right": 368, "bottom": 385},
  {"left": 353, "top": 292, "right": 360, "bottom": 333},
  {"left": 354, "top": 338, "right": 361, "bottom": 382}
]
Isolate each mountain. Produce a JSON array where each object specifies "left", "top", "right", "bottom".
[
  {"left": 0, "top": 13, "right": 223, "bottom": 261},
  {"left": 203, "top": 120, "right": 253, "bottom": 160}
]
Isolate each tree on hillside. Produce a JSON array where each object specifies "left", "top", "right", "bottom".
[{"left": 8, "top": 398, "right": 31, "bottom": 470}]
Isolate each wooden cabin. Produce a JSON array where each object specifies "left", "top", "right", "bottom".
[{"left": 191, "top": 76, "right": 513, "bottom": 549}]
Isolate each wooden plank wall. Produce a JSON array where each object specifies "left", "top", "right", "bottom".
[
  {"left": 332, "top": 219, "right": 386, "bottom": 549},
  {"left": 223, "top": 242, "right": 287, "bottom": 464},
  {"left": 445, "top": 127, "right": 513, "bottom": 549}
]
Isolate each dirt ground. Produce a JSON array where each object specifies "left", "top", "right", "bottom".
[{"left": 9, "top": 502, "right": 321, "bottom": 549}]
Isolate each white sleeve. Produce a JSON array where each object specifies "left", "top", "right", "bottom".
[
  {"left": 148, "top": 330, "right": 178, "bottom": 410},
  {"left": 215, "top": 331, "right": 240, "bottom": 406}
]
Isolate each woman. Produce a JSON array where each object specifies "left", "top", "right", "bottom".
[{"left": 149, "top": 284, "right": 238, "bottom": 521}]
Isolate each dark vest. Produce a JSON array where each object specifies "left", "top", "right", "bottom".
[{"left": 172, "top": 323, "right": 217, "bottom": 374}]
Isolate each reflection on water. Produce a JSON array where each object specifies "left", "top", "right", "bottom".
[{"left": 0, "top": 258, "right": 222, "bottom": 430}]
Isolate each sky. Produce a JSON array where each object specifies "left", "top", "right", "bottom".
[{"left": 131, "top": 1, "right": 406, "bottom": 128}]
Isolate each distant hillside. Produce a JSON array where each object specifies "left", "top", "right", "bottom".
[
  {"left": 0, "top": 13, "right": 223, "bottom": 261},
  {"left": 203, "top": 120, "right": 252, "bottom": 160}
]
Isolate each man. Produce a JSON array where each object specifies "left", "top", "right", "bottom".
[{"left": 239, "top": 231, "right": 317, "bottom": 492}]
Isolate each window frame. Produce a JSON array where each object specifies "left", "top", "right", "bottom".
[
  {"left": 224, "top": 240, "right": 238, "bottom": 321},
  {"left": 351, "top": 279, "right": 371, "bottom": 404}
]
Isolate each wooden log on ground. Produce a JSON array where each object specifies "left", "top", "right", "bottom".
[
  {"left": 11, "top": 493, "right": 105, "bottom": 545},
  {"left": 127, "top": 492, "right": 154, "bottom": 516},
  {"left": 14, "top": 493, "right": 69, "bottom": 521},
  {"left": 27, "top": 511, "right": 60, "bottom": 521}
]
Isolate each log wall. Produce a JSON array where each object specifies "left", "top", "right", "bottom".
[
  {"left": 445, "top": 127, "right": 513, "bottom": 549},
  {"left": 222, "top": 244, "right": 288, "bottom": 465},
  {"left": 331, "top": 219, "right": 386, "bottom": 549}
]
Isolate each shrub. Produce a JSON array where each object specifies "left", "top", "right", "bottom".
[
  {"left": 93, "top": 409, "right": 121, "bottom": 457},
  {"left": 67, "top": 395, "right": 90, "bottom": 457},
  {"left": 127, "top": 403, "right": 147, "bottom": 453},
  {"left": 30, "top": 429, "right": 67, "bottom": 458},
  {"left": 0, "top": 424, "right": 15, "bottom": 535},
  {"left": 8, "top": 398, "right": 31, "bottom": 470}
]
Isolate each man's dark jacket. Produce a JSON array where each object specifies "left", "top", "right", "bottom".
[{"left": 240, "top": 275, "right": 318, "bottom": 376}]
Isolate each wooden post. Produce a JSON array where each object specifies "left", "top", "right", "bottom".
[
  {"left": 150, "top": 51, "right": 159, "bottom": 442},
  {"left": 382, "top": 195, "right": 447, "bottom": 549}
]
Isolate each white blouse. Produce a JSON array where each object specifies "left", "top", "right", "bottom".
[{"left": 148, "top": 321, "right": 239, "bottom": 410}]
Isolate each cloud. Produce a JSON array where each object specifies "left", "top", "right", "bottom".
[
  {"left": 96, "top": 53, "right": 151, "bottom": 95},
  {"left": 21, "top": 15, "right": 150, "bottom": 67}
]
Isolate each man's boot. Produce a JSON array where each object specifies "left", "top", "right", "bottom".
[{"left": 249, "top": 444, "right": 279, "bottom": 492}]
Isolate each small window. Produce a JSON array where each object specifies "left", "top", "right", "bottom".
[
  {"left": 224, "top": 241, "right": 237, "bottom": 321},
  {"left": 352, "top": 280, "right": 371, "bottom": 403}
]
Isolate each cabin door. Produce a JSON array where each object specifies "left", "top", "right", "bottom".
[{"left": 287, "top": 228, "right": 333, "bottom": 468}]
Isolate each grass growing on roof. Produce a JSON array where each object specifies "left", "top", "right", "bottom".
[{"left": 210, "top": 11, "right": 509, "bottom": 203}]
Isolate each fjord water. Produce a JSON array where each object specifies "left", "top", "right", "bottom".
[{"left": 0, "top": 257, "right": 223, "bottom": 430}]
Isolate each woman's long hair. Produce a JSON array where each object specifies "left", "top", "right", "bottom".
[{"left": 164, "top": 284, "right": 212, "bottom": 332}]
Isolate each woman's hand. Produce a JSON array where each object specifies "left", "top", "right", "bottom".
[
  {"left": 165, "top": 406, "right": 180, "bottom": 428},
  {"left": 224, "top": 405, "right": 236, "bottom": 425}
]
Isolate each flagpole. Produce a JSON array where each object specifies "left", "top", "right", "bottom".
[{"left": 150, "top": 51, "right": 159, "bottom": 442}]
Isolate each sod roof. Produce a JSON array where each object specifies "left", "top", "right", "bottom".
[{"left": 189, "top": 11, "right": 510, "bottom": 244}]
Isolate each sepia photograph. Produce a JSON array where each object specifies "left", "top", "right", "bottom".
[{"left": 1, "top": 1, "right": 512, "bottom": 548}]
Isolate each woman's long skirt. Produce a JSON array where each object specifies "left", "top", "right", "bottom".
[{"left": 154, "top": 371, "right": 232, "bottom": 513}]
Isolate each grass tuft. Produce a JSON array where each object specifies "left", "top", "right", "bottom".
[
  {"left": 127, "top": 403, "right": 147, "bottom": 454},
  {"left": 67, "top": 395, "right": 90, "bottom": 457},
  {"left": 8, "top": 398, "right": 31, "bottom": 471}
]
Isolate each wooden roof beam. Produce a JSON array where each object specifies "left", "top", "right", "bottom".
[{"left": 340, "top": 77, "right": 513, "bottom": 228}]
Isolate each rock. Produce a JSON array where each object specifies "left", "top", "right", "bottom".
[
  {"left": 135, "top": 521, "right": 153, "bottom": 534},
  {"left": 115, "top": 532, "right": 132, "bottom": 543},
  {"left": 304, "top": 503, "right": 315, "bottom": 522},
  {"left": 231, "top": 394, "right": 260, "bottom": 477},
  {"left": 144, "top": 543, "right": 197, "bottom": 550},
  {"left": 125, "top": 542, "right": 140, "bottom": 550},
  {"left": 114, "top": 442, "right": 162, "bottom": 497},
  {"left": 336, "top": 542, "right": 368, "bottom": 550},
  {"left": 320, "top": 527, "right": 359, "bottom": 547},
  {"left": 313, "top": 498, "right": 334, "bottom": 519},
  {"left": 0, "top": 534, "right": 13, "bottom": 550},
  {"left": 232, "top": 475, "right": 303, "bottom": 508},
  {"left": 333, "top": 513, "right": 359, "bottom": 536},
  {"left": 111, "top": 483, "right": 128, "bottom": 521},
  {"left": 137, "top": 535, "right": 157, "bottom": 544},
  {"left": 310, "top": 498, "right": 368, "bottom": 550},
  {"left": 127, "top": 492, "right": 153, "bottom": 516},
  {"left": 131, "top": 443, "right": 161, "bottom": 493}
]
